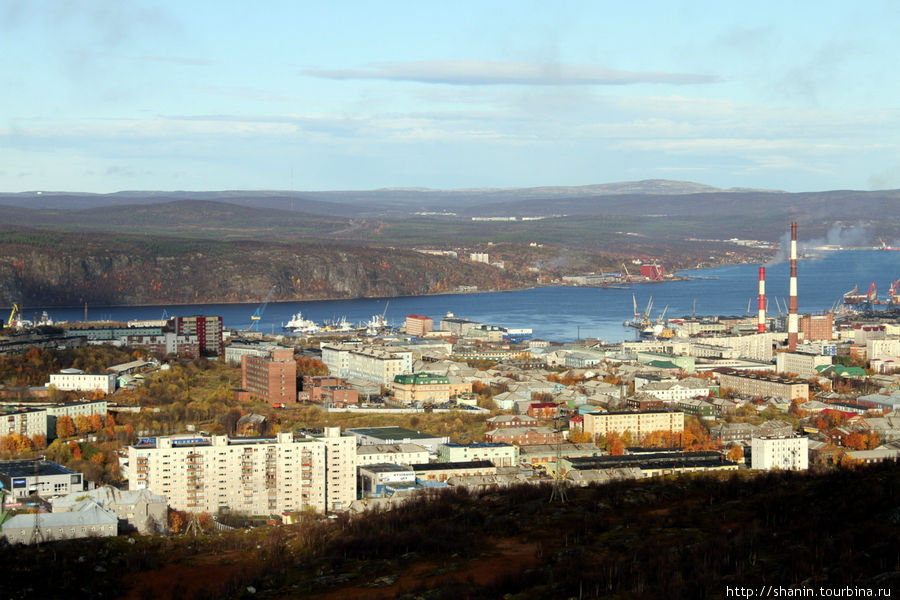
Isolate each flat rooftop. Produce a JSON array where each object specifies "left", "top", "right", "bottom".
[
  {"left": 347, "top": 427, "right": 440, "bottom": 440},
  {"left": 0, "top": 459, "right": 75, "bottom": 478}
]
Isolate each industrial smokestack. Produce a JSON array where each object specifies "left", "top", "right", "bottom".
[
  {"left": 788, "top": 221, "right": 798, "bottom": 351},
  {"left": 758, "top": 266, "right": 767, "bottom": 333}
]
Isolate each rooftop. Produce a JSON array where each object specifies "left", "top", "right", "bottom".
[
  {"left": 0, "top": 459, "right": 76, "bottom": 478},
  {"left": 347, "top": 427, "right": 442, "bottom": 440}
]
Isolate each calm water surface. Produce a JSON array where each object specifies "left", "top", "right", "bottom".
[{"left": 26, "top": 250, "right": 900, "bottom": 343}]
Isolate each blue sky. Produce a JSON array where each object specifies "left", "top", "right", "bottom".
[{"left": 2, "top": 1, "right": 899, "bottom": 193}]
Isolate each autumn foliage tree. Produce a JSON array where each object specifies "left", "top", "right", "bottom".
[{"left": 56, "top": 415, "right": 75, "bottom": 438}]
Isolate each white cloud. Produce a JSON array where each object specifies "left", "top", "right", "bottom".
[{"left": 305, "top": 59, "right": 719, "bottom": 86}]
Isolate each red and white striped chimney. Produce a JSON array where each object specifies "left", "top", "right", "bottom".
[
  {"left": 758, "top": 266, "right": 767, "bottom": 333},
  {"left": 788, "top": 221, "right": 799, "bottom": 351}
]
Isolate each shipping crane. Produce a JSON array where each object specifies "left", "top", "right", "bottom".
[
  {"left": 247, "top": 286, "right": 276, "bottom": 331},
  {"left": 6, "top": 304, "right": 20, "bottom": 328}
]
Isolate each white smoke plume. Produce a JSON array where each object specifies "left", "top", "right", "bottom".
[{"left": 766, "top": 222, "right": 870, "bottom": 265}]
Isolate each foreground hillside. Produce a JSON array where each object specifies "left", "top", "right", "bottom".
[
  {"left": 4, "top": 464, "right": 899, "bottom": 599},
  {"left": 0, "top": 231, "right": 522, "bottom": 307}
]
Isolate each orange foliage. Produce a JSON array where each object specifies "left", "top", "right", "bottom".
[{"left": 56, "top": 415, "right": 75, "bottom": 438}]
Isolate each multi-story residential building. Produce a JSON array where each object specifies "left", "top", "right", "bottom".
[
  {"left": 750, "top": 436, "right": 808, "bottom": 471},
  {"left": 124, "top": 332, "right": 199, "bottom": 358},
  {"left": 356, "top": 443, "right": 431, "bottom": 466},
  {"left": 404, "top": 314, "right": 434, "bottom": 337},
  {"left": 321, "top": 343, "right": 412, "bottom": 385},
  {"left": 437, "top": 442, "right": 518, "bottom": 467},
  {"left": 639, "top": 379, "right": 712, "bottom": 402},
  {"left": 127, "top": 427, "right": 356, "bottom": 515},
  {"left": 581, "top": 411, "right": 685, "bottom": 441},
  {"left": 677, "top": 399, "right": 716, "bottom": 419},
  {"left": 391, "top": 372, "right": 471, "bottom": 404},
  {"left": 45, "top": 400, "right": 108, "bottom": 439},
  {"left": 241, "top": 348, "right": 297, "bottom": 406},
  {"left": 715, "top": 369, "right": 809, "bottom": 401},
  {"left": 775, "top": 351, "right": 833, "bottom": 379},
  {"left": 224, "top": 341, "right": 279, "bottom": 365},
  {"left": 485, "top": 426, "right": 562, "bottom": 446},
  {"left": 175, "top": 315, "right": 224, "bottom": 356},
  {"left": 2, "top": 408, "right": 47, "bottom": 439},
  {"left": 0, "top": 459, "right": 84, "bottom": 500},
  {"left": 48, "top": 369, "right": 116, "bottom": 395}
]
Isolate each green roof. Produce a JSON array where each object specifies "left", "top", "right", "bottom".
[
  {"left": 646, "top": 360, "right": 680, "bottom": 370},
  {"left": 393, "top": 372, "right": 450, "bottom": 385},
  {"left": 817, "top": 365, "right": 867, "bottom": 377}
]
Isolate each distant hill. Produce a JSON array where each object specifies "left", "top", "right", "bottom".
[{"left": 0, "top": 230, "right": 522, "bottom": 307}]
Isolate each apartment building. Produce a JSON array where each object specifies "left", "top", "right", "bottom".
[
  {"left": 775, "top": 351, "right": 833, "bottom": 379},
  {"left": 715, "top": 369, "right": 809, "bottom": 401},
  {"left": 48, "top": 369, "right": 116, "bottom": 395},
  {"left": 404, "top": 314, "right": 434, "bottom": 337},
  {"left": 174, "top": 315, "right": 224, "bottom": 356},
  {"left": 750, "top": 436, "right": 809, "bottom": 471},
  {"left": 321, "top": 343, "right": 412, "bottom": 385},
  {"left": 582, "top": 410, "right": 685, "bottom": 440},
  {"left": 799, "top": 313, "right": 834, "bottom": 341},
  {"left": 127, "top": 427, "right": 356, "bottom": 515},
  {"left": 241, "top": 348, "right": 297, "bottom": 406}
]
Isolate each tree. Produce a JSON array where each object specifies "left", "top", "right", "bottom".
[
  {"left": 89, "top": 413, "right": 104, "bottom": 432},
  {"left": 56, "top": 415, "right": 75, "bottom": 438},
  {"left": 73, "top": 414, "right": 91, "bottom": 433},
  {"left": 726, "top": 445, "right": 744, "bottom": 463},
  {"left": 30, "top": 434, "right": 47, "bottom": 449}
]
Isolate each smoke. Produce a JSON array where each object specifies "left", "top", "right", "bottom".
[{"left": 766, "top": 222, "right": 870, "bottom": 265}]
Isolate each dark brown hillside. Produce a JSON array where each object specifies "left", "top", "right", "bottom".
[
  {"left": 2, "top": 463, "right": 898, "bottom": 599},
  {"left": 0, "top": 231, "right": 522, "bottom": 307}
]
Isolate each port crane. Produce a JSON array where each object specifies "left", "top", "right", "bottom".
[{"left": 247, "top": 286, "right": 276, "bottom": 331}]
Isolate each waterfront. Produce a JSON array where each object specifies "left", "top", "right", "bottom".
[{"left": 24, "top": 250, "right": 900, "bottom": 343}]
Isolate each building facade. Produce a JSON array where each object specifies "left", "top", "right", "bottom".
[
  {"left": 391, "top": 372, "right": 471, "bottom": 404},
  {"left": 437, "top": 442, "right": 518, "bottom": 467},
  {"left": 750, "top": 436, "right": 809, "bottom": 471},
  {"left": 127, "top": 428, "right": 356, "bottom": 515},
  {"left": 175, "top": 315, "right": 224, "bottom": 356},
  {"left": 48, "top": 369, "right": 116, "bottom": 395},
  {"left": 715, "top": 369, "right": 809, "bottom": 401},
  {"left": 404, "top": 314, "right": 434, "bottom": 337},
  {"left": 582, "top": 411, "right": 685, "bottom": 440},
  {"left": 242, "top": 348, "right": 297, "bottom": 406}
]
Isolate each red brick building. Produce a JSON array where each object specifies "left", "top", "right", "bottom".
[
  {"left": 485, "top": 426, "right": 563, "bottom": 446},
  {"left": 800, "top": 313, "right": 834, "bottom": 341},
  {"left": 241, "top": 348, "right": 297, "bottom": 406}
]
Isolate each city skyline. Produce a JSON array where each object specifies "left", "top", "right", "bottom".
[{"left": 3, "top": 1, "right": 900, "bottom": 193}]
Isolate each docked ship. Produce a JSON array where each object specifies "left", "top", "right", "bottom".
[{"left": 282, "top": 312, "right": 320, "bottom": 334}]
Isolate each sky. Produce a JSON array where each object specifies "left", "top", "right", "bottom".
[{"left": 2, "top": 1, "right": 899, "bottom": 193}]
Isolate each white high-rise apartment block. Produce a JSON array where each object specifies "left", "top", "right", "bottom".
[
  {"left": 127, "top": 427, "right": 356, "bottom": 515},
  {"left": 750, "top": 436, "right": 808, "bottom": 471}
]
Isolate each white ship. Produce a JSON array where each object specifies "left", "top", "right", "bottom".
[{"left": 282, "top": 312, "right": 320, "bottom": 334}]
